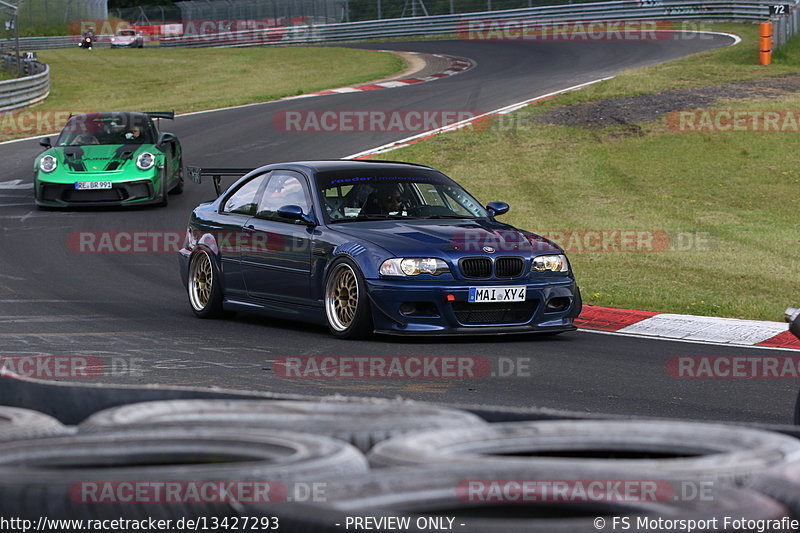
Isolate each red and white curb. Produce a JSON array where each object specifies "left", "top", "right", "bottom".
[
  {"left": 280, "top": 53, "right": 474, "bottom": 101},
  {"left": 576, "top": 306, "right": 800, "bottom": 350}
]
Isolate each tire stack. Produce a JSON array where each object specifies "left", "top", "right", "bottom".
[{"left": 0, "top": 400, "right": 799, "bottom": 531}]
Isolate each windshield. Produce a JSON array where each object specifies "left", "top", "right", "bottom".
[
  {"left": 316, "top": 169, "right": 488, "bottom": 223},
  {"left": 56, "top": 114, "right": 155, "bottom": 146}
]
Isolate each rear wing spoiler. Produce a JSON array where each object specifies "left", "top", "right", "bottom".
[
  {"left": 146, "top": 111, "right": 175, "bottom": 120},
  {"left": 186, "top": 167, "right": 254, "bottom": 197}
]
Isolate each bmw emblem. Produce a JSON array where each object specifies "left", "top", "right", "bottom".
[{"left": 483, "top": 246, "right": 496, "bottom": 253}]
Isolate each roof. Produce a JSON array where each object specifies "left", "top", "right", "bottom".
[{"left": 254, "top": 160, "right": 436, "bottom": 175}]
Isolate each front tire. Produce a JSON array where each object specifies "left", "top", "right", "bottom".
[
  {"left": 324, "top": 258, "right": 373, "bottom": 339},
  {"left": 169, "top": 160, "right": 184, "bottom": 195},
  {"left": 188, "top": 250, "right": 224, "bottom": 318}
]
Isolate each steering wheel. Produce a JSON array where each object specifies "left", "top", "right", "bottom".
[{"left": 72, "top": 134, "right": 99, "bottom": 145}]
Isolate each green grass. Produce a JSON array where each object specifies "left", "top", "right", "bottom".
[
  {"left": 384, "top": 24, "right": 800, "bottom": 322},
  {"left": 35, "top": 46, "right": 402, "bottom": 114},
  {"left": 534, "top": 23, "right": 800, "bottom": 109},
  {"left": 0, "top": 46, "right": 402, "bottom": 140}
]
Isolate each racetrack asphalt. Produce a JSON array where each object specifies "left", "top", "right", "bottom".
[{"left": 1, "top": 35, "right": 797, "bottom": 426}]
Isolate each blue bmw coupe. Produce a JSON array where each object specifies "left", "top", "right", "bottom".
[{"left": 179, "top": 160, "right": 582, "bottom": 339}]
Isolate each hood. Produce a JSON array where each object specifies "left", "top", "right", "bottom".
[
  {"left": 51, "top": 145, "right": 154, "bottom": 173},
  {"left": 333, "top": 219, "right": 562, "bottom": 258}
]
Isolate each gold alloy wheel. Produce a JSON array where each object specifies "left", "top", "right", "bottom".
[
  {"left": 325, "top": 263, "right": 359, "bottom": 332},
  {"left": 189, "top": 251, "right": 213, "bottom": 312}
]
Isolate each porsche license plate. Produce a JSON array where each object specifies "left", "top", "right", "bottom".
[
  {"left": 468, "top": 286, "right": 526, "bottom": 303},
  {"left": 75, "top": 181, "right": 112, "bottom": 190}
]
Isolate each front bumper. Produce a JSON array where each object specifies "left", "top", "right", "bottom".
[
  {"left": 366, "top": 277, "right": 581, "bottom": 336},
  {"left": 35, "top": 178, "right": 160, "bottom": 208},
  {"left": 111, "top": 40, "right": 143, "bottom": 48}
]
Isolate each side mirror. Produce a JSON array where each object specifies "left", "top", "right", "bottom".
[
  {"left": 156, "top": 132, "right": 176, "bottom": 149},
  {"left": 277, "top": 204, "right": 315, "bottom": 225},
  {"left": 786, "top": 307, "right": 800, "bottom": 340},
  {"left": 39, "top": 137, "right": 51, "bottom": 148},
  {"left": 486, "top": 201, "right": 510, "bottom": 217}
]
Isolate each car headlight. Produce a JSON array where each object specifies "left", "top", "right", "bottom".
[
  {"left": 136, "top": 152, "right": 155, "bottom": 170},
  {"left": 532, "top": 254, "right": 569, "bottom": 273},
  {"left": 39, "top": 155, "right": 57, "bottom": 173},
  {"left": 380, "top": 258, "right": 449, "bottom": 277}
]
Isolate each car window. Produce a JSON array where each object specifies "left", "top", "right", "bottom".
[
  {"left": 255, "top": 172, "right": 311, "bottom": 222},
  {"left": 223, "top": 175, "right": 268, "bottom": 216},
  {"left": 415, "top": 183, "right": 447, "bottom": 207},
  {"left": 439, "top": 184, "right": 479, "bottom": 216},
  {"left": 56, "top": 114, "right": 155, "bottom": 146},
  {"left": 315, "top": 170, "right": 489, "bottom": 222}
]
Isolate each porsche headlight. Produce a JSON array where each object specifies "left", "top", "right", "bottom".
[
  {"left": 532, "top": 254, "right": 569, "bottom": 273},
  {"left": 136, "top": 152, "right": 155, "bottom": 170},
  {"left": 380, "top": 258, "right": 449, "bottom": 277},
  {"left": 39, "top": 155, "right": 57, "bottom": 173}
]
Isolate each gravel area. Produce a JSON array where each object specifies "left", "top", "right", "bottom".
[{"left": 539, "top": 74, "right": 800, "bottom": 129}]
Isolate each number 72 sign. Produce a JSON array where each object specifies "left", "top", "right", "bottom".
[{"left": 769, "top": 4, "right": 790, "bottom": 15}]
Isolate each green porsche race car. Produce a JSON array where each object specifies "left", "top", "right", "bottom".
[{"left": 34, "top": 111, "right": 183, "bottom": 208}]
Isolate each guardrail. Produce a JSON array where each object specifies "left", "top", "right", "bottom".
[
  {"left": 160, "top": 0, "right": 783, "bottom": 47},
  {"left": 1, "top": 1, "right": 798, "bottom": 51},
  {"left": 772, "top": 3, "right": 800, "bottom": 49},
  {"left": 0, "top": 55, "right": 50, "bottom": 112},
  {"left": 0, "top": 35, "right": 114, "bottom": 52}
]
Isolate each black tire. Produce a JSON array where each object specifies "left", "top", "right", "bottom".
[
  {"left": 169, "top": 159, "right": 184, "bottom": 195},
  {"left": 241, "top": 464, "right": 788, "bottom": 533},
  {"left": 79, "top": 398, "right": 487, "bottom": 452},
  {"left": 746, "top": 462, "right": 800, "bottom": 518},
  {"left": 187, "top": 249, "right": 224, "bottom": 318},
  {"left": 156, "top": 178, "right": 169, "bottom": 206},
  {"left": 156, "top": 167, "right": 169, "bottom": 207},
  {"left": 0, "top": 406, "right": 73, "bottom": 441},
  {"left": 794, "top": 387, "right": 800, "bottom": 425},
  {"left": 0, "top": 427, "right": 368, "bottom": 520},
  {"left": 368, "top": 420, "right": 800, "bottom": 481},
  {"left": 324, "top": 257, "right": 373, "bottom": 339}
]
